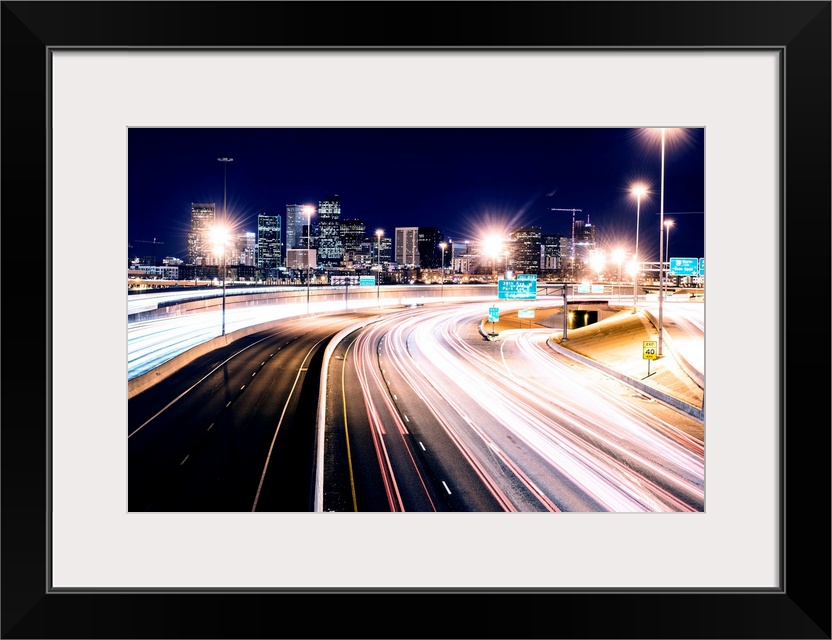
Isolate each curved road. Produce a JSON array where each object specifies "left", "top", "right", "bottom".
[
  {"left": 322, "top": 303, "right": 704, "bottom": 512},
  {"left": 128, "top": 312, "right": 375, "bottom": 511}
]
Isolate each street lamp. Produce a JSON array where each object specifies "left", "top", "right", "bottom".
[
  {"left": 631, "top": 183, "right": 647, "bottom": 313},
  {"left": 657, "top": 128, "right": 667, "bottom": 356},
  {"left": 304, "top": 205, "right": 314, "bottom": 314},
  {"left": 210, "top": 225, "right": 230, "bottom": 336},
  {"left": 439, "top": 241, "right": 447, "bottom": 302},
  {"left": 217, "top": 157, "right": 233, "bottom": 335},
  {"left": 483, "top": 235, "right": 502, "bottom": 283},
  {"left": 376, "top": 229, "right": 383, "bottom": 306}
]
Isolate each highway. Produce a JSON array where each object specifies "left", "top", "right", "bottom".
[
  {"left": 128, "top": 311, "right": 378, "bottom": 511},
  {"left": 127, "top": 287, "right": 704, "bottom": 512},
  {"left": 321, "top": 303, "right": 704, "bottom": 512}
]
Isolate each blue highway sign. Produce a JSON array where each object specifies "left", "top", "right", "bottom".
[
  {"left": 669, "top": 257, "right": 699, "bottom": 276},
  {"left": 498, "top": 278, "right": 537, "bottom": 300}
]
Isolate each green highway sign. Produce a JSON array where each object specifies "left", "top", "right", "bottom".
[
  {"left": 359, "top": 276, "right": 376, "bottom": 286},
  {"left": 669, "top": 257, "right": 699, "bottom": 276},
  {"left": 517, "top": 274, "right": 538, "bottom": 281},
  {"left": 699, "top": 258, "right": 704, "bottom": 276},
  {"left": 498, "top": 278, "right": 537, "bottom": 300},
  {"left": 518, "top": 309, "right": 535, "bottom": 319},
  {"left": 488, "top": 306, "right": 499, "bottom": 322}
]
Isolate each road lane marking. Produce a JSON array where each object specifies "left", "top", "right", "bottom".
[
  {"left": 128, "top": 332, "right": 284, "bottom": 438},
  {"left": 180, "top": 455, "right": 189, "bottom": 465},
  {"left": 340, "top": 338, "right": 360, "bottom": 512},
  {"left": 442, "top": 481, "right": 452, "bottom": 495},
  {"left": 251, "top": 336, "right": 328, "bottom": 512}
]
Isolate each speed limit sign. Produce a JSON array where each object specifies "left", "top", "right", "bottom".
[{"left": 643, "top": 341, "right": 658, "bottom": 360}]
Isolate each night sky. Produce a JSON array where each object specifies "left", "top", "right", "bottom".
[{"left": 128, "top": 127, "right": 705, "bottom": 263}]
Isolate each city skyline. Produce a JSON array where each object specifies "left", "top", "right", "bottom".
[{"left": 128, "top": 127, "right": 705, "bottom": 264}]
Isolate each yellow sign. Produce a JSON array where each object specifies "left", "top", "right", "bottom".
[{"left": 643, "top": 341, "right": 658, "bottom": 360}]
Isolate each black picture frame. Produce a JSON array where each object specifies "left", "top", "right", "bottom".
[{"left": 2, "top": 2, "right": 829, "bottom": 638}]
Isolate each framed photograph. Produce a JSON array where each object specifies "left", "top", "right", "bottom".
[{"left": 3, "top": 1, "right": 829, "bottom": 638}]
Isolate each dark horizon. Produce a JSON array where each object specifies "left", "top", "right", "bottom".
[{"left": 128, "top": 127, "right": 705, "bottom": 264}]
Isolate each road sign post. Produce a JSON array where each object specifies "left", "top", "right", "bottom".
[
  {"left": 488, "top": 306, "right": 499, "bottom": 338},
  {"left": 331, "top": 275, "right": 359, "bottom": 309},
  {"left": 642, "top": 340, "right": 658, "bottom": 378}
]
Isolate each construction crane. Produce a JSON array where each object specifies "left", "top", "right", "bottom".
[
  {"left": 130, "top": 238, "right": 165, "bottom": 260},
  {"left": 550, "top": 208, "right": 582, "bottom": 279}
]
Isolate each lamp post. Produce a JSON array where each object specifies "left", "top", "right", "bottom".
[
  {"left": 304, "top": 205, "right": 314, "bottom": 314},
  {"left": 631, "top": 184, "right": 646, "bottom": 313},
  {"left": 657, "top": 128, "right": 667, "bottom": 356},
  {"left": 210, "top": 225, "right": 230, "bottom": 336},
  {"left": 376, "top": 229, "right": 383, "bottom": 306},
  {"left": 217, "top": 157, "right": 233, "bottom": 335},
  {"left": 439, "top": 241, "right": 447, "bottom": 302}
]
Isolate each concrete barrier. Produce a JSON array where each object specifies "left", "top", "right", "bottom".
[
  {"left": 546, "top": 338, "right": 704, "bottom": 422},
  {"left": 643, "top": 310, "right": 705, "bottom": 390}
]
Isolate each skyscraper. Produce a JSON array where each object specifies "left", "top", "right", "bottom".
[
  {"left": 187, "top": 202, "right": 215, "bottom": 265},
  {"left": 285, "top": 204, "right": 308, "bottom": 252},
  {"left": 395, "top": 227, "right": 419, "bottom": 267},
  {"left": 574, "top": 218, "right": 596, "bottom": 264},
  {"left": 511, "top": 226, "right": 542, "bottom": 274},
  {"left": 417, "top": 227, "right": 444, "bottom": 269},
  {"left": 317, "top": 195, "right": 343, "bottom": 266},
  {"left": 239, "top": 231, "right": 257, "bottom": 267},
  {"left": 541, "top": 234, "right": 565, "bottom": 272},
  {"left": 340, "top": 219, "right": 366, "bottom": 253},
  {"left": 257, "top": 213, "right": 282, "bottom": 275}
]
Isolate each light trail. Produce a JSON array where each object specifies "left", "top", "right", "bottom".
[{"left": 346, "top": 302, "right": 704, "bottom": 512}]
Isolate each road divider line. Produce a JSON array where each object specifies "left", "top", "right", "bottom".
[
  {"left": 340, "top": 338, "right": 360, "bottom": 512},
  {"left": 251, "top": 337, "right": 327, "bottom": 512},
  {"left": 128, "top": 332, "right": 283, "bottom": 439}
]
